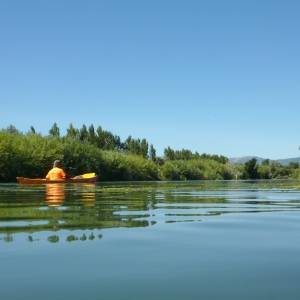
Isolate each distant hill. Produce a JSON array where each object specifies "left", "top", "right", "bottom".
[
  {"left": 230, "top": 156, "right": 265, "bottom": 164},
  {"left": 276, "top": 157, "right": 300, "bottom": 166},
  {"left": 230, "top": 156, "right": 300, "bottom": 166}
]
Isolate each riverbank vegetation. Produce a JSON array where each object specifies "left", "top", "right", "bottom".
[{"left": 0, "top": 124, "right": 299, "bottom": 181}]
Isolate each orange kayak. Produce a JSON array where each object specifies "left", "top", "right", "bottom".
[{"left": 17, "top": 175, "right": 98, "bottom": 184}]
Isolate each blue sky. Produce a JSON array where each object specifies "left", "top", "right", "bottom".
[{"left": 0, "top": 0, "right": 299, "bottom": 159}]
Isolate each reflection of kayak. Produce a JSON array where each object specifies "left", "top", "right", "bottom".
[{"left": 17, "top": 173, "right": 98, "bottom": 184}]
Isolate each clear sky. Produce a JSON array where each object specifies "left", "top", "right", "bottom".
[{"left": 0, "top": 0, "right": 299, "bottom": 159}]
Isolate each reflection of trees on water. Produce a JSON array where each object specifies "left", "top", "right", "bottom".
[
  {"left": 42, "top": 232, "right": 103, "bottom": 243},
  {"left": 0, "top": 185, "right": 157, "bottom": 241},
  {"left": 78, "top": 184, "right": 96, "bottom": 207},
  {"left": 1, "top": 180, "right": 299, "bottom": 243},
  {"left": 28, "top": 235, "right": 39, "bottom": 242},
  {"left": 0, "top": 233, "right": 14, "bottom": 243},
  {"left": 47, "top": 235, "right": 59, "bottom": 243},
  {"left": 24, "top": 232, "right": 103, "bottom": 243},
  {"left": 0, "top": 183, "right": 237, "bottom": 243}
]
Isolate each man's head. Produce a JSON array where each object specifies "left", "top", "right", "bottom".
[{"left": 53, "top": 160, "right": 61, "bottom": 168}]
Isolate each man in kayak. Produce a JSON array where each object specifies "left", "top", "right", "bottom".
[{"left": 46, "top": 160, "right": 66, "bottom": 180}]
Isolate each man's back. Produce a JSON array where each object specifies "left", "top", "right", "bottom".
[{"left": 46, "top": 167, "right": 66, "bottom": 180}]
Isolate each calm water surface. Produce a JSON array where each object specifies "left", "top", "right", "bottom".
[{"left": 1, "top": 180, "right": 300, "bottom": 300}]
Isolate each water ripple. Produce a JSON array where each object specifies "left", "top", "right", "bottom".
[{"left": 1, "top": 180, "right": 300, "bottom": 242}]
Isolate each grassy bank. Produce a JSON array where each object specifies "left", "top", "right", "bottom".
[{"left": 0, "top": 125, "right": 299, "bottom": 182}]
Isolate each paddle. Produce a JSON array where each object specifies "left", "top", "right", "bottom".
[{"left": 72, "top": 173, "right": 96, "bottom": 179}]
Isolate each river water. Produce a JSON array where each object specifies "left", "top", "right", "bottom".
[{"left": 1, "top": 180, "right": 300, "bottom": 300}]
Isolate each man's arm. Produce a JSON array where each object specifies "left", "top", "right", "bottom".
[
  {"left": 46, "top": 170, "right": 51, "bottom": 180},
  {"left": 60, "top": 169, "right": 66, "bottom": 179}
]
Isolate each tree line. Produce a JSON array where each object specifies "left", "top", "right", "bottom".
[{"left": 0, "top": 124, "right": 299, "bottom": 181}]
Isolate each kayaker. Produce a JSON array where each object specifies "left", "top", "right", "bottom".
[{"left": 46, "top": 160, "right": 66, "bottom": 180}]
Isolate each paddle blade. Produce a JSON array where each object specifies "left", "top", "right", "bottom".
[{"left": 80, "top": 173, "right": 96, "bottom": 179}]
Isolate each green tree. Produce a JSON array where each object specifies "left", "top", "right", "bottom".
[
  {"left": 49, "top": 123, "right": 60, "bottom": 137},
  {"left": 95, "top": 126, "right": 121, "bottom": 150},
  {"left": 243, "top": 158, "right": 259, "bottom": 179},
  {"left": 262, "top": 159, "right": 270, "bottom": 166},
  {"left": 29, "top": 126, "right": 36, "bottom": 134},
  {"left": 140, "top": 139, "right": 149, "bottom": 158},
  {"left": 79, "top": 124, "right": 88, "bottom": 141},
  {"left": 149, "top": 144, "right": 156, "bottom": 161},
  {"left": 3, "top": 125, "right": 19, "bottom": 134},
  {"left": 289, "top": 162, "right": 299, "bottom": 169},
  {"left": 66, "top": 123, "right": 79, "bottom": 139},
  {"left": 164, "top": 146, "right": 175, "bottom": 160},
  {"left": 258, "top": 164, "right": 272, "bottom": 179},
  {"left": 88, "top": 124, "right": 96, "bottom": 144},
  {"left": 124, "top": 136, "right": 149, "bottom": 158}
]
